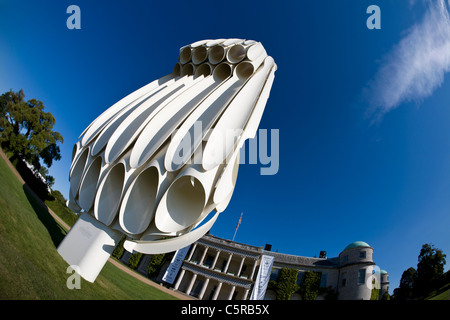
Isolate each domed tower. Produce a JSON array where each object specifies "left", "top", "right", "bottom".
[
  {"left": 338, "top": 241, "right": 375, "bottom": 300},
  {"left": 379, "top": 270, "right": 389, "bottom": 299}
]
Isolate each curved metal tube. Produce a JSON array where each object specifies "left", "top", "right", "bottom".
[
  {"left": 154, "top": 163, "right": 221, "bottom": 233},
  {"left": 124, "top": 212, "right": 219, "bottom": 255},
  {"left": 201, "top": 56, "right": 274, "bottom": 170},
  {"left": 69, "top": 147, "right": 89, "bottom": 197},
  {"left": 129, "top": 74, "right": 217, "bottom": 168},
  {"left": 192, "top": 46, "right": 209, "bottom": 65},
  {"left": 77, "top": 154, "right": 103, "bottom": 211},
  {"left": 93, "top": 161, "right": 126, "bottom": 226},
  {"left": 118, "top": 145, "right": 172, "bottom": 235},
  {"left": 104, "top": 75, "right": 193, "bottom": 164},
  {"left": 61, "top": 38, "right": 277, "bottom": 282},
  {"left": 80, "top": 70, "right": 177, "bottom": 147},
  {"left": 164, "top": 62, "right": 251, "bottom": 172}
]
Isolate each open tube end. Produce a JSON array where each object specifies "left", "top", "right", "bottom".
[
  {"left": 69, "top": 148, "right": 89, "bottom": 196},
  {"left": 227, "top": 44, "right": 246, "bottom": 64},
  {"left": 212, "top": 62, "right": 232, "bottom": 82},
  {"left": 208, "top": 45, "right": 226, "bottom": 65},
  {"left": 194, "top": 63, "right": 212, "bottom": 78},
  {"left": 181, "top": 63, "right": 195, "bottom": 76},
  {"left": 155, "top": 175, "right": 206, "bottom": 233},
  {"left": 78, "top": 156, "right": 102, "bottom": 211},
  {"left": 119, "top": 167, "right": 159, "bottom": 235},
  {"left": 179, "top": 46, "right": 192, "bottom": 64},
  {"left": 192, "top": 46, "right": 208, "bottom": 65},
  {"left": 94, "top": 162, "right": 125, "bottom": 225},
  {"left": 173, "top": 63, "right": 181, "bottom": 76},
  {"left": 235, "top": 61, "right": 255, "bottom": 80}
]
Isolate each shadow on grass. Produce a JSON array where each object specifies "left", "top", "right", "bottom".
[{"left": 23, "top": 184, "right": 66, "bottom": 248}]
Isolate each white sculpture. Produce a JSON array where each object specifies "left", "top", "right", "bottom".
[{"left": 57, "top": 38, "right": 277, "bottom": 282}]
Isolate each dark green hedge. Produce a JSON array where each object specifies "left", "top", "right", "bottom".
[
  {"left": 275, "top": 268, "right": 299, "bottom": 300},
  {"left": 269, "top": 268, "right": 336, "bottom": 300},
  {"left": 128, "top": 252, "right": 143, "bottom": 269}
]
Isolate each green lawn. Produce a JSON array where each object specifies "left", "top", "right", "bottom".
[
  {"left": 0, "top": 154, "right": 177, "bottom": 300},
  {"left": 426, "top": 283, "right": 450, "bottom": 300}
]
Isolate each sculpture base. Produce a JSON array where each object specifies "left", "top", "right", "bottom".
[{"left": 57, "top": 212, "right": 123, "bottom": 282}]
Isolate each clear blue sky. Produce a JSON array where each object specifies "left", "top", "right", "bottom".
[{"left": 1, "top": 0, "right": 450, "bottom": 295}]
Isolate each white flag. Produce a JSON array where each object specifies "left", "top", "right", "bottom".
[{"left": 250, "top": 255, "right": 274, "bottom": 300}]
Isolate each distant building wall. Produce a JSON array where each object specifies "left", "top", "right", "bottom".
[{"left": 152, "top": 235, "right": 388, "bottom": 300}]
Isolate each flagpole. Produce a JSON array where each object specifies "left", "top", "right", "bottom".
[
  {"left": 232, "top": 227, "right": 238, "bottom": 242},
  {"left": 232, "top": 212, "right": 243, "bottom": 241}
]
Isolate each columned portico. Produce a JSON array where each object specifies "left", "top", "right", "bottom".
[
  {"left": 153, "top": 234, "right": 387, "bottom": 300},
  {"left": 171, "top": 234, "right": 261, "bottom": 300}
]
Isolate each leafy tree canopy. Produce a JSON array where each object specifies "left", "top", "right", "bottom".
[
  {"left": 415, "top": 243, "right": 446, "bottom": 297},
  {"left": 0, "top": 89, "right": 64, "bottom": 172},
  {"left": 394, "top": 267, "right": 417, "bottom": 300},
  {"left": 274, "top": 268, "right": 299, "bottom": 300},
  {"left": 298, "top": 271, "right": 321, "bottom": 300},
  {"left": 393, "top": 243, "right": 447, "bottom": 300}
]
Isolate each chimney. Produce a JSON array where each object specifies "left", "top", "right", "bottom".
[{"left": 264, "top": 244, "right": 272, "bottom": 251}]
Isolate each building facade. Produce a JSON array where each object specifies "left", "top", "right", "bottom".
[{"left": 136, "top": 235, "right": 389, "bottom": 300}]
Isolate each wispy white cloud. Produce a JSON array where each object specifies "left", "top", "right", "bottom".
[{"left": 364, "top": 0, "right": 450, "bottom": 120}]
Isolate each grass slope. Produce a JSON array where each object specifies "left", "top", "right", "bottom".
[
  {"left": 426, "top": 282, "right": 450, "bottom": 300},
  {"left": 0, "top": 154, "right": 177, "bottom": 300}
]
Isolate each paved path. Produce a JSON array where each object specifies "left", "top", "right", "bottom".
[{"left": 0, "top": 148, "right": 194, "bottom": 300}]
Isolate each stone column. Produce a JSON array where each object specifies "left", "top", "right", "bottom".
[
  {"left": 211, "top": 250, "right": 221, "bottom": 269},
  {"left": 250, "top": 258, "right": 258, "bottom": 279},
  {"left": 174, "top": 269, "right": 185, "bottom": 290},
  {"left": 224, "top": 253, "right": 233, "bottom": 273},
  {"left": 242, "top": 288, "right": 250, "bottom": 300},
  {"left": 187, "top": 243, "right": 197, "bottom": 261},
  {"left": 212, "top": 281, "right": 223, "bottom": 300},
  {"left": 237, "top": 256, "right": 245, "bottom": 276},
  {"left": 227, "top": 285, "right": 236, "bottom": 300},
  {"left": 199, "top": 246, "right": 209, "bottom": 265},
  {"left": 185, "top": 273, "right": 197, "bottom": 296},
  {"left": 198, "top": 278, "right": 210, "bottom": 300}
]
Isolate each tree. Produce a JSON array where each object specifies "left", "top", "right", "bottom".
[
  {"left": 394, "top": 267, "right": 417, "bottom": 300},
  {"left": 0, "top": 89, "right": 64, "bottom": 173},
  {"left": 415, "top": 243, "right": 446, "bottom": 297},
  {"left": 298, "top": 271, "right": 321, "bottom": 300},
  {"left": 274, "top": 268, "right": 299, "bottom": 300},
  {"left": 370, "top": 278, "right": 380, "bottom": 300},
  {"left": 147, "top": 254, "right": 167, "bottom": 278},
  {"left": 112, "top": 235, "right": 127, "bottom": 260},
  {"left": 128, "top": 252, "right": 143, "bottom": 270}
]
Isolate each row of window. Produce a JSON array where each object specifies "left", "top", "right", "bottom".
[
  {"left": 341, "top": 269, "right": 367, "bottom": 287},
  {"left": 190, "top": 252, "right": 252, "bottom": 278},
  {"left": 341, "top": 251, "right": 367, "bottom": 264}
]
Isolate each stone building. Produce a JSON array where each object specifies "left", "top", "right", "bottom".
[
  {"left": 172, "top": 234, "right": 261, "bottom": 300},
  {"left": 137, "top": 235, "right": 389, "bottom": 300}
]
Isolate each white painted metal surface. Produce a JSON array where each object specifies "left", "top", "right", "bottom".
[{"left": 58, "top": 39, "right": 277, "bottom": 282}]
